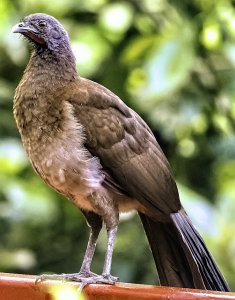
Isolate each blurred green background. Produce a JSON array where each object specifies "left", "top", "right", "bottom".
[{"left": 1, "top": 0, "right": 235, "bottom": 290}]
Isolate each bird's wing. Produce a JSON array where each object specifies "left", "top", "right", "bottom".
[{"left": 68, "top": 77, "right": 181, "bottom": 215}]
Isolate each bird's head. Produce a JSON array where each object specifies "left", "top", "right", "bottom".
[{"left": 12, "top": 13, "right": 70, "bottom": 53}]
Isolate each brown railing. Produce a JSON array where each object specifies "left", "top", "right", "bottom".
[{"left": 0, "top": 273, "right": 235, "bottom": 300}]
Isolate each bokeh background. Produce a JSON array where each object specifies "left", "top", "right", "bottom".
[{"left": 1, "top": 0, "right": 235, "bottom": 290}]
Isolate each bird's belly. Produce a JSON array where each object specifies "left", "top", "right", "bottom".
[
  {"left": 72, "top": 195, "right": 94, "bottom": 211},
  {"left": 35, "top": 162, "right": 98, "bottom": 212},
  {"left": 115, "top": 194, "right": 146, "bottom": 213},
  {"left": 28, "top": 140, "right": 103, "bottom": 212}
]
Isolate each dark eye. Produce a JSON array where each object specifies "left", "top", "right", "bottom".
[{"left": 38, "top": 20, "right": 46, "bottom": 28}]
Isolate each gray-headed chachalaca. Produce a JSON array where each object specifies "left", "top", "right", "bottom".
[{"left": 12, "top": 13, "right": 230, "bottom": 291}]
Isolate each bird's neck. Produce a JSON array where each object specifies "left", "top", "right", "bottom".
[
  {"left": 13, "top": 47, "right": 78, "bottom": 143},
  {"left": 26, "top": 47, "right": 78, "bottom": 84}
]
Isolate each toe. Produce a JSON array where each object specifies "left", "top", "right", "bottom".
[{"left": 102, "top": 274, "right": 119, "bottom": 283}]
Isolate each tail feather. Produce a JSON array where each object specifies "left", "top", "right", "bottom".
[
  {"left": 139, "top": 209, "right": 230, "bottom": 291},
  {"left": 171, "top": 210, "right": 230, "bottom": 291},
  {"left": 139, "top": 212, "right": 203, "bottom": 288}
]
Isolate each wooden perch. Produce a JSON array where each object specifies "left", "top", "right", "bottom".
[{"left": 0, "top": 273, "right": 234, "bottom": 300}]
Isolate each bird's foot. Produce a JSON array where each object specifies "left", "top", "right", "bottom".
[
  {"left": 35, "top": 272, "right": 119, "bottom": 291},
  {"left": 35, "top": 271, "right": 97, "bottom": 283},
  {"left": 92, "top": 273, "right": 119, "bottom": 285}
]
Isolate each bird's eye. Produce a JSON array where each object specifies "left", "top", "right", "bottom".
[{"left": 38, "top": 21, "right": 47, "bottom": 28}]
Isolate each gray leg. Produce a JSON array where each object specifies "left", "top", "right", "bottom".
[
  {"left": 36, "top": 193, "right": 120, "bottom": 289},
  {"left": 79, "top": 211, "right": 102, "bottom": 275},
  {"left": 102, "top": 226, "right": 118, "bottom": 279},
  {"left": 35, "top": 212, "right": 103, "bottom": 283}
]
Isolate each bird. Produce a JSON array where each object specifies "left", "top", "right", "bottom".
[{"left": 12, "top": 13, "right": 230, "bottom": 291}]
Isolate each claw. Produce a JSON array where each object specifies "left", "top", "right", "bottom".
[
  {"left": 77, "top": 281, "right": 89, "bottom": 294},
  {"left": 35, "top": 273, "right": 68, "bottom": 284},
  {"left": 102, "top": 273, "right": 119, "bottom": 283},
  {"left": 35, "top": 272, "right": 119, "bottom": 292}
]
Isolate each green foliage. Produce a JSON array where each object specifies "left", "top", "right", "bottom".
[{"left": 0, "top": 0, "right": 235, "bottom": 290}]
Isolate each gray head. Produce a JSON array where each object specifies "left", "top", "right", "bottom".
[{"left": 12, "top": 13, "right": 71, "bottom": 53}]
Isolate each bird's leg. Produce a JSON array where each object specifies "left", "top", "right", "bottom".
[
  {"left": 76, "top": 189, "right": 120, "bottom": 284},
  {"left": 69, "top": 203, "right": 120, "bottom": 285},
  {"left": 67, "top": 224, "right": 119, "bottom": 286},
  {"left": 36, "top": 212, "right": 102, "bottom": 283},
  {"left": 101, "top": 226, "right": 118, "bottom": 282},
  {"left": 36, "top": 194, "right": 119, "bottom": 287},
  {"left": 76, "top": 224, "right": 101, "bottom": 277},
  {"left": 83, "top": 199, "right": 120, "bottom": 284}
]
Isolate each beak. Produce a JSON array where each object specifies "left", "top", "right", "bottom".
[
  {"left": 12, "top": 22, "right": 46, "bottom": 45},
  {"left": 12, "top": 22, "right": 38, "bottom": 34}
]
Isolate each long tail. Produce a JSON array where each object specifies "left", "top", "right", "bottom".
[{"left": 139, "top": 209, "right": 230, "bottom": 291}]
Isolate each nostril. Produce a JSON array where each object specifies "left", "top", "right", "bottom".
[{"left": 18, "top": 23, "right": 24, "bottom": 27}]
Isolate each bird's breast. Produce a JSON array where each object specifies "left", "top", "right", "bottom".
[
  {"left": 14, "top": 86, "right": 104, "bottom": 211},
  {"left": 29, "top": 137, "right": 104, "bottom": 211}
]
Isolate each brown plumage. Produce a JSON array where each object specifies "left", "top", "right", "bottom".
[{"left": 12, "top": 13, "right": 230, "bottom": 291}]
